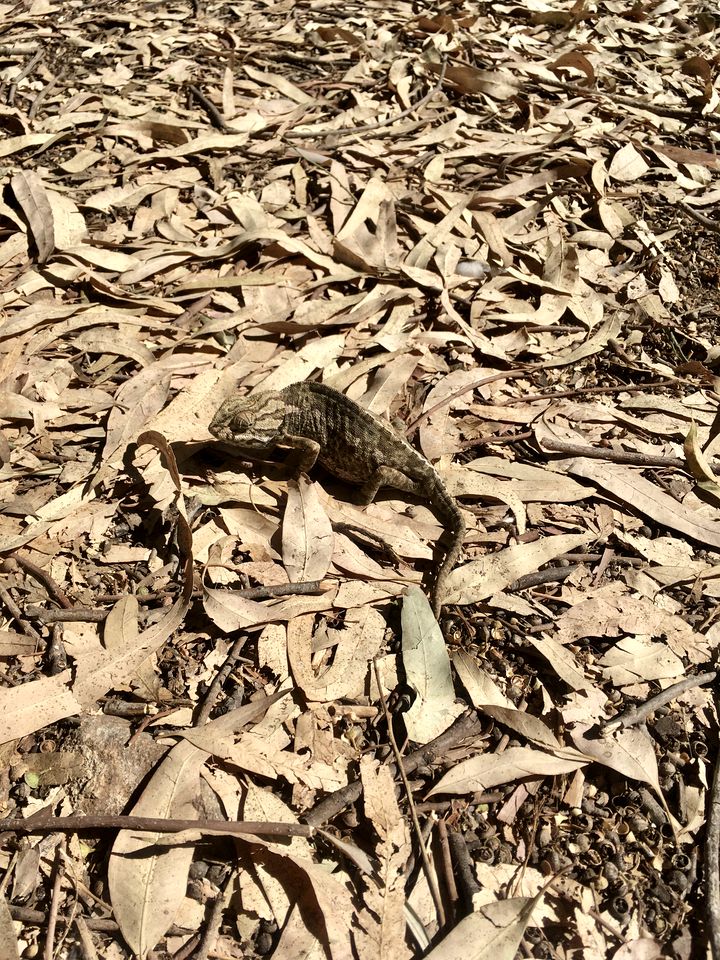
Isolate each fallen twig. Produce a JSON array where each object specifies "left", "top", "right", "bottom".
[{"left": 603, "top": 671, "right": 716, "bottom": 732}]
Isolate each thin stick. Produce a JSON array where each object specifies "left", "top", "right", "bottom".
[
  {"left": 285, "top": 59, "right": 447, "bottom": 140},
  {"left": 1, "top": 814, "right": 314, "bottom": 839},
  {"left": 10, "top": 906, "right": 193, "bottom": 937},
  {"left": 26, "top": 580, "right": 329, "bottom": 622},
  {"left": 503, "top": 378, "right": 685, "bottom": 404},
  {"left": 680, "top": 201, "right": 720, "bottom": 231},
  {"left": 186, "top": 83, "right": 229, "bottom": 131},
  {"left": 603, "top": 671, "right": 716, "bottom": 732},
  {"left": 188, "top": 871, "right": 232, "bottom": 960},
  {"left": 540, "top": 436, "right": 685, "bottom": 469},
  {"left": 195, "top": 636, "right": 247, "bottom": 726},
  {"left": 44, "top": 839, "right": 66, "bottom": 960},
  {"left": 14, "top": 552, "right": 73, "bottom": 607},
  {"left": 305, "top": 711, "right": 483, "bottom": 826},
  {"left": 373, "top": 658, "right": 445, "bottom": 926},
  {"left": 407, "top": 368, "right": 531, "bottom": 435},
  {"left": 707, "top": 697, "right": 720, "bottom": 960},
  {"left": 0, "top": 584, "right": 43, "bottom": 642}
]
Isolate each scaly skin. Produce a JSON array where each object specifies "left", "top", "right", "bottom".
[{"left": 210, "top": 381, "right": 465, "bottom": 614}]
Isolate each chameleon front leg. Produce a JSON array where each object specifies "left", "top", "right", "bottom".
[{"left": 283, "top": 434, "right": 322, "bottom": 476}]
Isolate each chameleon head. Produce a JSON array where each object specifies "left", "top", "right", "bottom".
[{"left": 209, "top": 391, "right": 286, "bottom": 451}]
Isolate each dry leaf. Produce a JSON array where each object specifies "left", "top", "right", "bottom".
[
  {"left": 401, "top": 587, "right": 463, "bottom": 741},
  {"left": 108, "top": 740, "right": 206, "bottom": 956},
  {"left": 10, "top": 172, "right": 54, "bottom": 263},
  {"left": 282, "top": 476, "right": 334, "bottom": 583},
  {"left": 445, "top": 532, "right": 592, "bottom": 607},
  {"left": 424, "top": 895, "right": 544, "bottom": 959}
]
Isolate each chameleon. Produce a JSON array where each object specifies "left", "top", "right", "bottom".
[{"left": 209, "top": 380, "right": 465, "bottom": 615}]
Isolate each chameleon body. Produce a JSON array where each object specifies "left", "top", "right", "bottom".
[{"left": 209, "top": 381, "right": 465, "bottom": 614}]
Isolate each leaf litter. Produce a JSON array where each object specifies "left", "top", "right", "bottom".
[{"left": 0, "top": 0, "right": 719, "bottom": 957}]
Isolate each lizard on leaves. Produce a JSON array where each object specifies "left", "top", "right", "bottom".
[{"left": 209, "top": 381, "right": 465, "bottom": 615}]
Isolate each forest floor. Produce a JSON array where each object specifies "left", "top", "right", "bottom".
[{"left": 1, "top": 1, "right": 720, "bottom": 958}]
